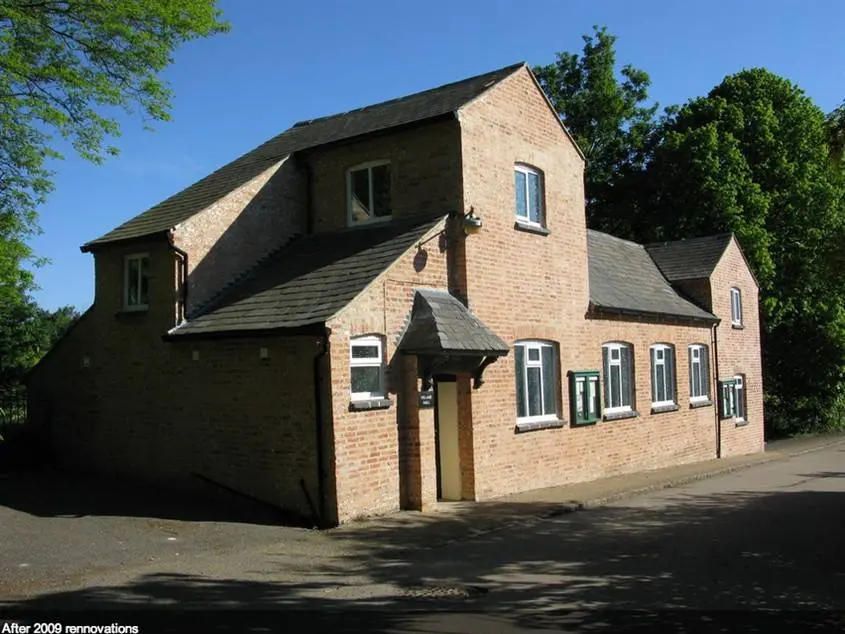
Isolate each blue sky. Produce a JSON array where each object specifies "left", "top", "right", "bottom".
[{"left": 29, "top": 0, "right": 845, "bottom": 311}]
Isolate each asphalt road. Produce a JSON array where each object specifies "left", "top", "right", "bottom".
[{"left": 2, "top": 445, "right": 845, "bottom": 632}]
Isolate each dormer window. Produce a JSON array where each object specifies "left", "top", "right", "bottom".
[
  {"left": 124, "top": 253, "right": 150, "bottom": 310},
  {"left": 348, "top": 161, "right": 392, "bottom": 225}
]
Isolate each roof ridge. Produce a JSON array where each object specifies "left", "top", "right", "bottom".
[
  {"left": 291, "top": 62, "right": 525, "bottom": 129},
  {"left": 644, "top": 232, "right": 733, "bottom": 248}
]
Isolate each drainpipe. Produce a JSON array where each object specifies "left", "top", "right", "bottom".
[
  {"left": 312, "top": 327, "right": 330, "bottom": 525},
  {"left": 167, "top": 233, "right": 189, "bottom": 323},
  {"left": 712, "top": 321, "right": 721, "bottom": 459}
]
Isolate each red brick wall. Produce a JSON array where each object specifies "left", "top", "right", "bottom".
[
  {"left": 28, "top": 236, "right": 322, "bottom": 518},
  {"left": 710, "top": 238, "right": 765, "bottom": 457},
  {"left": 175, "top": 157, "right": 307, "bottom": 314},
  {"left": 304, "top": 118, "right": 463, "bottom": 232},
  {"left": 326, "top": 220, "right": 450, "bottom": 523}
]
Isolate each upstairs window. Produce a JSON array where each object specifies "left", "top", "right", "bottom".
[
  {"left": 348, "top": 162, "right": 392, "bottom": 225},
  {"left": 515, "top": 341, "right": 558, "bottom": 421},
  {"left": 350, "top": 336, "right": 385, "bottom": 400},
  {"left": 124, "top": 254, "right": 150, "bottom": 310},
  {"left": 650, "top": 344, "right": 676, "bottom": 407},
  {"left": 603, "top": 343, "right": 634, "bottom": 413},
  {"left": 730, "top": 287, "right": 743, "bottom": 326},
  {"left": 514, "top": 164, "right": 544, "bottom": 226},
  {"left": 688, "top": 344, "right": 711, "bottom": 402}
]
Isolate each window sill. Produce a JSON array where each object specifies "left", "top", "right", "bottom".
[
  {"left": 348, "top": 398, "right": 392, "bottom": 412},
  {"left": 571, "top": 418, "right": 599, "bottom": 428},
  {"left": 689, "top": 399, "right": 713, "bottom": 409},
  {"left": 735, "top": 419, "right": 749, "bottom": 427},
  {"left": 513, "top": 220, "right": 550, "bottom": 236},
  {"left": 116, "top": 307, "right": 149, "bottom": 317},
  {"left": 603, "top": 409, "right": 639, "bottom": 422},
  {"left": 515, "top": 418, "right": 565, "bottom": 433},
  {"left": 651, "top": 403, "right": 679, "bottom": 415},
  {"left": 731, "top": 323, "right": 745, "bottom": 330}
]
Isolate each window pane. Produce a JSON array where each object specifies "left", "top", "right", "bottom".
[
  {"left": 620, "top": 346, "right": 632, "bottom": 406},
  {"left": 656, "top": 364, "right": 666, "bottom": 402},
  {"left": 587, "top": 378, "right": 598, "bottom": 416},
  {"left": 603, "top": 347, "right": 611, "bottom": 407},
  {"left": 702, "top": 351, "right": 710, "bottom": 397},
  {"left": 515, "top": 170, "right": 527, "bottom": 218},
  {"left": 528, "top": 347, "right": 540, "bottom": 362},
  {"left": 351, "top": 366, "right": 381, "bottom": 394},
  {"left": 575, "top": 378, "right": 585, "bottom": 420},
  {"left": 692, "top": 362, "right": 702, "bottom": 397},
  {"left": 666, "top": 350, "right": 675, "bottom": 401},
  {"left": 371, "top": 164, "right": 392, "bottom": 218},
  {"left": 527, "top": 367, "right": 542, "bottom": 416},
  {"left": 351, "top": 345, "right": 380, "bottom": 359},
  {"left": 515, "top": 346, "right": 526, "bottom": 418},
  {"left": 127, "top": 258, "right": 140, "bottom": 305},
  {"left": 610, "top": 365, "right": 621, "bottom": 408},
  {"left": 139, "top": 257, "right": 150, "bottom": 305},
  {"left": 350, "top": 169, "right": 371, "bottom": 221},
  {"left": 528, "top": 172, "right": 541, "bottom": 224},
  {"left": 541, "top": 346, "right": 555, "bottom": 416}
]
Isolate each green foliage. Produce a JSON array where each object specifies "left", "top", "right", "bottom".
[
  {"left": 626, "top": 69, "right": 845, "bottom": 438},
  {"left": 828, "top": 101, "right": 845, "bottom": 171},
  {"left": 533, "top": 26, "right": 658, "bottom": 230}
]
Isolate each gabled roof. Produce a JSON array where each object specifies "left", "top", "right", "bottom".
[
  {"left": 645, "top": 234, "right": 734, "bottom": 282},
  {"left": 398, "top": 289, "right": 509, "bottom": 356},
  {"left": 587, "top": 230, "right": 718, "bottom": 323},
  {"left": 83, "top": 63, "right": 526, "bottom": 250},
  {"left": 166, "top": 214, "right": 444, "bottom": 337}
]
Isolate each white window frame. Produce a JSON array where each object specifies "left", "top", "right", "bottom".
[
  {"left": 603, "top": 342, "right": 634, "bottom": 415},
  {"left": 347, "top": 160, "right": 392, "bottom": 226},
  {"left": 688, "top": 344, "right": 710, "bottom": 403},
  {"left": 514, "top": 164, "right": 544, "bottom": 226},
  {"left": 650, "top": 344, "right": 676, "bottom": 407},
  {"left": 730, "top": 287, "right": 743, "bottom": 325},
  {"left": 123, "top": 253, "right": 150, "bottom": 311},
  {"left": 349, "top": 336, "right": 385, "bottom": 401},
  {"left": 734, "top": 374, "right": 746, "bottom": 422},
  {"left": 515, "top": 340, "right": 558, "bottom": 422}
]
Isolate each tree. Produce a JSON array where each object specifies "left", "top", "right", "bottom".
[
  {"left": 626, "top": 70, "right": 845, "bottom": 437},
  {"left": 0, "top": 0, "right": 229, "bottom": 296},
  {"left": 827, "top": 101, "right": 845, "bottom": 171},
  {"left": 533, "top": 26, "right": 658, "bottom": 232}
]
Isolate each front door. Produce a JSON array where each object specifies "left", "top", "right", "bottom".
[{"left": 435, "top": 379, "right": 461, "bottom": 500}]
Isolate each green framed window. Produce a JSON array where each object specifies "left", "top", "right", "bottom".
[
  {"left": 570, "top": 370, "right": 600, "bottom": 426},
  {"left": 719, "top": 379, "right": 736, "bottom": 419}
]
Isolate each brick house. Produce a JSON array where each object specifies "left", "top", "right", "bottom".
[{"left": 27, "top": 63, "right": 764, "bottom": 526}]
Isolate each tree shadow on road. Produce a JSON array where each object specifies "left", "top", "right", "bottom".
[{"left": 3, "top": 488, "right": 845, "bottom": 632}]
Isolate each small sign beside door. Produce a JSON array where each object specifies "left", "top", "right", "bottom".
[{"left": 419, "top": 390, "right": 435, "bottom": 408}]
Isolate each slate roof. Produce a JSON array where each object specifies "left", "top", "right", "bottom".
[
  {"left": 645, "top": 234, "right": 733, "bottom": 282},
  {"left": 398, "top": 289, "right": 509, "bottom": 356},
  {"left": 83, "top": 63, "right": 526, "bottom": 250},
  {"left": 587, "top": 230, "right": 718, "bottom": 323},
  {"left": 167, "top": 214, "right": 444, "bottom": 337}
]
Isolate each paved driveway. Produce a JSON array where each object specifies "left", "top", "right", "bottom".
[
  {"left": 3, "top": 445, "right": 845, "bottom": 633},
  {"left": 0, "top": 470, "right": 314, "bottom": 599}
]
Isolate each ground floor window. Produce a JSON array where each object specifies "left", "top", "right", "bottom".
[
  {"left": 350, "top": 335, "right": 385, "bottom": 400},
  {"left": 689, "top": 344, "right": 710, "bottom": 402},
  {"left": 734, "top": 374, "right": 746, "bottom": 422},
  {"left": 650, "top": 344, "right": 676, "bottom": 406},
  {"left": 602, "top": 342, "right": 633, "bottom": 413},
  {"left": 719, "top": 375, "right": 747, "bottom": 422},
  {"left": 515, "top": 341, "right": 558, "bottom": 421}
]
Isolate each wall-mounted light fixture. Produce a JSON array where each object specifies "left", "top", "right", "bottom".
[{"left": 416, "top": 207, "right": 484, "bottom": 249}]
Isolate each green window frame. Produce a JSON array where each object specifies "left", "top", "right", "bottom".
[
  {"left": 719, "top": 379, "right": 737, "bottom": 419},
  {"left": 569, "top": 370, "right": 600, "bottom": 426}
]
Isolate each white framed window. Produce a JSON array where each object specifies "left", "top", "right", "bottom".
[
  {"left": 730, "top": 287, "right": 743, "bottom": 325},
  {"left": 347, "top": 161, "right": 392, "bottom": 225},
  {"left": 350, "top": 336, "right": 385, "bottom": 400},
  {"left": 514, "top": 164, "right": 544, "bottom": 225},
  {"left": 514, "top": 341, "right": 558, "bottom": 421},
  {"left": 124, "top": 253, "right": 150, "bottom": 310},
  {"left": 688, "top": 344, "right": 710, "bottom": 402},
  {"left": 734, "top": 374, "right": 746, "bottom": 422},
  {"left": 602, "top": 343, "right": 634, "bottom": 413},
  {"left": 650, "top": 344, "right": 676, "bottom": 406}
]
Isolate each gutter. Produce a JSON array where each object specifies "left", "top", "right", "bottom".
[
  {"left": 312, "top": 327, "right": 331, "bottom": 526},
  {"left": 589, "top": 304, "right": 720, "bottom": 327},
  {"left": 167, "top": 233, "right": 189, "bottom": 323},
  {"left": 712, "top": 321, "right": 722, "bottom": 459}
]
